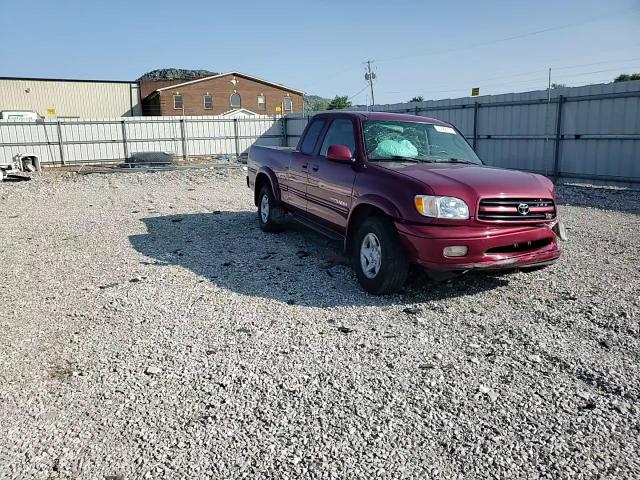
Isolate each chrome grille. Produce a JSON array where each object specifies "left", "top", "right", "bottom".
[{"left": 478, "top": 198, "right": 555, "bottom": 222}]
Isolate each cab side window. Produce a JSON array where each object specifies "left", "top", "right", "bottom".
[
  {"left": 320, "top": 119, "right": 356, "bottom": 157},
  {"left": 300, "top": 119, "right": 326, "bottom": 155}
]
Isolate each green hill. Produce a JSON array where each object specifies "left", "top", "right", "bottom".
[
  {"left": 304, "top": 94, "right": 331, "bottom": 112},
  {"left": 137, "top": 68, "right": 218, "bottom": 81}
]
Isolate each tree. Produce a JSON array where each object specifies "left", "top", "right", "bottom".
[
  {"left": 550, "top": 83, "right": 566, "bottom": 89},
  {"left": 326, "top": 96, "right": 352, "bottom": 110},
  {"left": 614, "top": 73, "right": 640, "bottom": 82},
  {"left": 408, "top": 96, "right": 424, "bottom": 102},
  {"left": 304, "top": 95, "right": 330, "bottom": 112}
]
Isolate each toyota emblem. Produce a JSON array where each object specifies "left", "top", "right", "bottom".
[{"left": 518, "top": 203, "right": 530, "bottom": 215}]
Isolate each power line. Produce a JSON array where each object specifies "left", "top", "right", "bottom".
[
  {"left": 457, "top": 41, "right": 640, "bottom": 81},
  {"left": 553, "top": 65, "right": 640, "bottom": 81},
  {"left": 379, "top": 66, "right": 638, "bottom": 101},
  {"left": 380, "top": 61, "right": 640, "bottom": 97},
  {"left": 320, "top": 38, "right": 640, "bottom": 96},
  {"left": 299, "top": 64, "right": 362, "bottom": 90},
  {"left": 553, "top": 56, "right": 640, "bottom": 71},
  {"left": 401, "top": 42, "right": 640, "bottom": 93},
  {"left": 348, "top": 84, "right": 370, "bottom": 101},
  {"left": 299, "top": 10, "right": 639, "bottom": 98},
  {"left": 376, "top": 7, "right": 639, "bottom": 64}
]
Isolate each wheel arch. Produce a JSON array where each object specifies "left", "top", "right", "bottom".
[
  {"left": 345, "top": 195, "right": 402, "bottom": 253},
  {"left": 254, "top": 167, "right": 281, "bottom": 206}
]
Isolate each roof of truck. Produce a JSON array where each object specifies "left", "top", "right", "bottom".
[{"left": 313, "top": 110, "right": 451, "bottom": 126}]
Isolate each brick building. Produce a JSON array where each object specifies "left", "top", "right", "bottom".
[{"left": 141, "top": 72, "right": 303, "bottom": 116}]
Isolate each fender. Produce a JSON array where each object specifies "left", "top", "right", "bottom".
[
  {"left": 256, "top": 166, "right": 282, "bottom": 203},
  {"left": 348, "top": 193, "right": 403, "bottom": 223}
]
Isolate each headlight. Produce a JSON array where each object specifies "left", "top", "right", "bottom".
[{"left": 414, "top": 195, "right": 469, "bottom": 219}]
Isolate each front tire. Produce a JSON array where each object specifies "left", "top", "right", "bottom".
[
  {"left": 257, "top": 185, "right": 284, "bottom": 233},
  {"left": 352, "top": 216, "right": 409, "bottom": 294}
]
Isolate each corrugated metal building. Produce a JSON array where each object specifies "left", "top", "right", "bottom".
[
  {"left": 353, "top": 80, "right": 640, "bottom": 184},
  {"left": 0, "top": 77, "right": 141, "bottom": 118}
]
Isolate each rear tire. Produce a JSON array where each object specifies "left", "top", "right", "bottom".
[
  {"left": 352, "top": 216, "right": 409, "bottom": 294},
  {"left": 257, "top": 185, "right": 284, "bottom": 233}
]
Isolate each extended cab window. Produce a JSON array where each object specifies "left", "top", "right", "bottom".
[
  {"left": 300, "top": 119, "right": 326, "bottom": 155},
  {"left": 320, "top": 119, "right": 356, "bottom": 157}
]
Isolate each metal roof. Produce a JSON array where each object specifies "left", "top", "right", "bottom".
[
  {"left": 0, "top": 76, "right": 137, "bottom": 85},
  {"left": 155, "top": 72, "right": 304, "bottom": 95}
]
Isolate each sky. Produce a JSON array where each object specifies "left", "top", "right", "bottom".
[{"left": 1, "top": 0, "right": 639, "bottom": 105}]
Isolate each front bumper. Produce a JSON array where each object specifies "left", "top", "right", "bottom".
[{"left": 396, "top": 222, "right": 561, "bottom": 271}]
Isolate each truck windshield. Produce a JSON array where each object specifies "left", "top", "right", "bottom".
[{"left": 363, "top": 120, "right": 482, "bottom": 165}]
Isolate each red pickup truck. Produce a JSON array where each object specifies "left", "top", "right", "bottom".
[{"left": 247, "top": 111, "right": 564, "bottom": 294}]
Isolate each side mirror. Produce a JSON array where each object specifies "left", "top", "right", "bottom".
[{"left": 326, "top": 144, "right": 354, "bottom": 163}]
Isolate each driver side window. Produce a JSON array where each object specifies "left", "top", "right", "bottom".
[{"left": 319, "top": 119, "right": 356, "bottom": 157}]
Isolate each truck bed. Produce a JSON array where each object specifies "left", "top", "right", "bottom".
[
  {"left": 248, "top": 145, "right": 295, "bottom": 176},
  {"left": 251, "top": 145, "right": 295, "bottom": 152}
]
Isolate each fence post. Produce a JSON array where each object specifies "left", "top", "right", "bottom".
[
  {"left": 233, "top": 118, "right": 240, "bottom": 158},
  {"left": 472, "top": 102, "right": 479, "bottom": 151},
  {"left": 180, "top": 118, "right": 188, "bottom": 161},
  {"left": 281, "top": 116, "right": 288, "bottom": 147},
  {"left": 121, "top": 120, "right": 129, "bottom": 161},
  {"left": 56, "top": 120, "right": 65, "bottom": 165},
  {"left": 552, "top": 95, "right": 564, "bottom": 180}
]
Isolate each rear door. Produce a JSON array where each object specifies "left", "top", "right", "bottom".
[
  {"left": 306, "top": 117, "right": 358, "bottom": 231},
  {"left": 284, "top": 118, "right": 326, "bottom": 212}
]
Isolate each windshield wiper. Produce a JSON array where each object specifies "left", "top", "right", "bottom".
[
  {"left": 388, "top": 155, "right": 434, "bottom": 163},
  {"left": 435, "top": 157, "right": 477, "bottom": 165}
]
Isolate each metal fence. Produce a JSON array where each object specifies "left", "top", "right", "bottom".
[
  {"left": 0, "top": 115, "right": 299, "bottom": 166},
  {"left": 1, "top": 80, "right": 639, "bottom": 184},
  {"left": 355, "top": 80, "right": 640, "bottom": 184}
]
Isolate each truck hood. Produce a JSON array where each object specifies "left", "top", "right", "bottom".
[{"left": 376, "top": 162, "right": 554, "bottom": 199}]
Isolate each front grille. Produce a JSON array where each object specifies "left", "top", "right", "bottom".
[{"left": 478, "top": 198, "right": 555, "bottom": 222}]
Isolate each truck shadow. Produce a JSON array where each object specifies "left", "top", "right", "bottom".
[
  {"left": 129, "top": 211, "right": 510, "bottom": 307},
  {"left": 1, "top": 174, "right": 32, "bottom": 182}
]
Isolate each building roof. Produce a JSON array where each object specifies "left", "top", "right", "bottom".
[
  {"left": 155, "top": 72, "right": 304, "bottom": 95},
  {"left": 0, "top": 76, "right": 137, "bottom": 85},
  {"left": 220, "top": 108, "right": 260, "bottom": 117}
]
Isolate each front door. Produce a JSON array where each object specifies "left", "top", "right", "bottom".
[{"left": 306, "top": 117, "right": 358, "bottom": 231}]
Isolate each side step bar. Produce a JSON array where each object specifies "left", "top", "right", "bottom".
[{"left": 289, "top": 213, "right": 345, "bottom": 243}]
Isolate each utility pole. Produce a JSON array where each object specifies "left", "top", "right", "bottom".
[
  {"left": 365, "top": 60, "right": 376, "bottom": 106},
  {"left": 548, "top": 68, "right": 552, "bottom": 103}
]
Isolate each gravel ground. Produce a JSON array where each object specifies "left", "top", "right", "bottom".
[{"left": 1, "top": 168, "right": 639, "bottom": 479}]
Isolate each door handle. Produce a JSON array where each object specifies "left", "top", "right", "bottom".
[{"left": 311, "top": 164, "right": 319, "bottom": 172}]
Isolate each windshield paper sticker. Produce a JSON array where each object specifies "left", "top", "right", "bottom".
[{"left": 434, "top": 125, "right": 456, "bottom": 134}]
